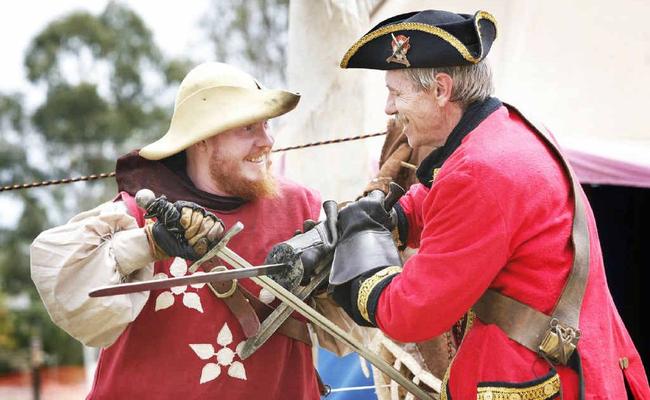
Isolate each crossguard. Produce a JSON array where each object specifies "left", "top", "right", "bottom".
[{"left": 188, "top": 221, "right": 244, "bottom": 273}]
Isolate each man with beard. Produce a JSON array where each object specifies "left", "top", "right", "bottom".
[
  {"left": 30, "top": 62, "right": 323, "bottom": 399},
  {"left": 327, "top": 9, "right": 649, "bottom": 400}
]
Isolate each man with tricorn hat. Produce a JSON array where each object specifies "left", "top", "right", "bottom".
[
  {"left": 30, "top": 62, "right": 325, "bottom": 398},
  {"left": 327, "top": 9, "right": 649, "bottom": 399}
]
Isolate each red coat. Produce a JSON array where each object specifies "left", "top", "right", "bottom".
[
  {"left": 87, "top": 178, "right": 322, "bottom": 399},
  {"left": 378, "top": 106, "right": 649, "bottom": 399}
]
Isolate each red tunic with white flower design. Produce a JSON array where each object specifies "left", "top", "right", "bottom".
[
  {"left": 380, "top": 106, "right": 649, "bottom": 399},
  {"left": 87, "top": 177, "right": 322, "bottom": 400}
]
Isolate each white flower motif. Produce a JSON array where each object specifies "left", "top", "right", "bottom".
[
  {"left": 200, "top": 363, "right": 221, "bottom": 384},
  {"left": 154, "top": 258, "right": 204, "bottom": 312},
  {"left": 217, "top": 323, "right": 233, "bottom": 346},
  {"left": 189, "top": 344, "right": 215, "bottom": 360},
  {"left": 228, "top": 361, "right": 247, "bottom": 380},
  {"left": 154, "top": 291, "right": 175, "bottom": 311},
  {"left": 189, "top": 323, "right": 247, "bottom": 383},
  {"left": 216, "top": 347, "right": 235, "bottom": 365}
]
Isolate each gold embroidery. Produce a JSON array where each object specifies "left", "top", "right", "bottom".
[
  {"left": 441, "top": 310, "right": 476, "bottom": 400},
  {"left": 356, "top": 266, "right": 402, "bottom": 322},
  {"left": 340, "top": 11, "right": 497, "bottom": 68},
  {"left": 465, "top": 309, "right": 475, "bottom": 336},
  {"left": 430, "top": 168, "right": 441, "bottom": 183},
  {"left": 440, "top": 359, "right": 452, "bottom": 400},
  {"left": 476, "top": 373, "right": 561, "bottom": 400},
  {"left": 619, "top": 357, "right": 629, "bottom": 369}
]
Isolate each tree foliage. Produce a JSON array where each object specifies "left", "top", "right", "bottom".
[
  {"left": 0, "top": 1, "right": 190, "bottom": 373},
  {"left": 24, "top": 1, "right": 182, "bottom": 177},
  {"left": 202, "top": 0, "right": 289, "bottom": 87}
]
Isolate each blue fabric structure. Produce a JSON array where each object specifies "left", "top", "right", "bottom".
[{"left": 317, "top": 348, "right": 377, "bottom": 399}]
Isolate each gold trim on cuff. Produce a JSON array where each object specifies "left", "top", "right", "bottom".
[
  {"left": 357, "top": 266, "right": 403, "bottom": 323},
  {"left": 477, "top": 373, "right": 560, "bottom": 400},
  {"left": 340, "top": 11, "right": 497, "bottom": 68}
]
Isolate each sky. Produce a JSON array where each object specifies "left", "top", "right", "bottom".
[{"left": 0, "top": 0, "right": 211, "bottom": 93}]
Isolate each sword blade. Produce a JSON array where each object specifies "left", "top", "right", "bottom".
[
  {"left": 239, "top": 257, "right": 332, "bottom": 360},
  {"left": 215, "top": 238, "right": 434, "bottom": 400},
  {"left": 88, "top": 263, "right": 290, "bottom": 297}
]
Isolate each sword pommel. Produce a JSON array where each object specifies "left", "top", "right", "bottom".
[{"left": 135, "top": 188, "right": 156, "bottom": 210}]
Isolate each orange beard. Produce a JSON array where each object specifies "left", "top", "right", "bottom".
[{"left": 208, "top": 151, "right": 278, "bottom": 201}]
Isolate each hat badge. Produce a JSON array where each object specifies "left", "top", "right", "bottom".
[{"left": 386, "top": 33, "right": 411, "bottom": 67}]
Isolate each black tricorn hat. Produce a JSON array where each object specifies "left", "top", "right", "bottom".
[{"left": 340, "top": 10, "right": 497, "bottom": 70}]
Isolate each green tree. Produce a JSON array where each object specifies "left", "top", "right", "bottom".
[
  {"left": 202, "top": 0, "right": 289, "bottom": 87},
  {"left": 0, "top": 0, "right": 190, "bottom": 373},
  {"left": 24, "top": 1, "right": 185, "bottom": 184}
]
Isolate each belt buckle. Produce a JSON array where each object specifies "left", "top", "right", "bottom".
[
  {"left": 207, "top": 265, "right": 238, "bottom": 298},
  {"left": 538, "top": 318, "right": 580, "bottom": 365}
]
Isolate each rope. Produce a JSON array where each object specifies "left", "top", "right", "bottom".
[
  {"left": 272, "top": 131, "right": 386, "bottom": 152},
  {"left": 1, "top": 172, "right": 116, "bottom": 192},
  {"left": 0, "top": 131, "right": 386, "bottom": 192}
]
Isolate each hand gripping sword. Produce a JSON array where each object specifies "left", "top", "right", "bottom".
[
  {"left": 239, "top": 182, "right": 405, "bottom": 360},
  {"left": 135, "top": 188, "right": 433, "bottom": 400}
]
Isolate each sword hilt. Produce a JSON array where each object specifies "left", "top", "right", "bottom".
[
  {"left": 383, "top": 181, "right": 405, "bottom": 211},
  {"left": 134, "top": 188, "right": 184, "bottom": 238},
  {"left": 135, "top": 188, "right": 156, "bottom": 209}
]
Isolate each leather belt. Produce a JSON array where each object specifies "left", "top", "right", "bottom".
[
  {"left": 209, "top": 278, "right": 312, "bottom": 347},
  {"left": 473, "top": 104, "right": 589, "bottom": 367}
]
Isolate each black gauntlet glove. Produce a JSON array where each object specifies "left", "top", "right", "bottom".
[
  {"left": 265, "top": 200, "right": 338, "bottom": 289},
  {"left": 329, "top": 189, "right": 403, "bottom": 326},
  {"left": 143, "top": 196, "right": 225, "bottom": 261}
]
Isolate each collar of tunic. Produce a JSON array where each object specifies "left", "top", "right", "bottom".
[{"left": 416, "top": 97, "right": 502, "bottom": 187}]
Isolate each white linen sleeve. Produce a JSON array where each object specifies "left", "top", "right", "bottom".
[{"left": 30, "top": 200, "right": 155, "bottom": 348}]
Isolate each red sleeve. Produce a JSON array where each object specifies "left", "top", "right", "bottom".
[
  {"left": 397, "top": 183, "right": 429, "bottom": 248},
  {"left": 305, "top": 187, "right": 322, "bottom": 221},
  {"left": 376, "top": 170, "right": 510, "bottom": 342}
]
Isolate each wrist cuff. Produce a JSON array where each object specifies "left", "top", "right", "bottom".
[
  {"left": 113, "top": 228, "right": 155, "bottom": 275},
  {"left": 355, "top": 266, "right": 402, "bottom": 324}
]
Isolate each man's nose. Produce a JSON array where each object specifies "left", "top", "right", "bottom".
[
  {"left": 255, "top": 124, "right": 274, "bottom": 147},
  {"left": 385, "top": 95, "right": 397, "bottom": 116}
]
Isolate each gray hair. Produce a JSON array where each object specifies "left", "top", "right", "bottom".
[{"left": 403, "top": 61, "right": 494, "bottom": 108}]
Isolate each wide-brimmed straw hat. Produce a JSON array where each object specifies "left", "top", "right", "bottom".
[{"left": 139, "top": 62, "right": 300, "bottom": 160}]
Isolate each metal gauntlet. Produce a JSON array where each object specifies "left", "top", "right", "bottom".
[{"left": 265, "top": 200, "right": 338, "bottom": 290}]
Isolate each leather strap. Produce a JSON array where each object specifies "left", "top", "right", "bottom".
[
  {"left": 240, "top": 288, "right": 313, "bottom": 347},
  {"left": 209, "top": 280, "right": 261, "bottom": 339},
  {"left": 209, "top": 279, "right": 312, "bottom": 346},
  {"left": 473, "top": 104, "right": 590, "bottom": 354}
]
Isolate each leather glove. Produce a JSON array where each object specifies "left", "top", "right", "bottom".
[
  {"left": 265, "top": 200, "right": 338, "bottom": 289},
  {"left": 329, "top": 190, "right": 402, "bottom": 326},
  {"left": 353, "top": 190, "right": 395, "bottom": 230},
  {"left": 143, "top": 197, "right": 225, "bottom": 261}
]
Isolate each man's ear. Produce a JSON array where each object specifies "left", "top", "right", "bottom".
[{"left": 434, "top": 73, "right": 454, "bottom": 106}]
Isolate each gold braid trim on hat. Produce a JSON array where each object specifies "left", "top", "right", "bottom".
[
  {"left": 357, "top": 266, "right": 403, "bottom": 323},
  {"left": 340, "top": 11, "right": 498, "bottom": 68}
]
